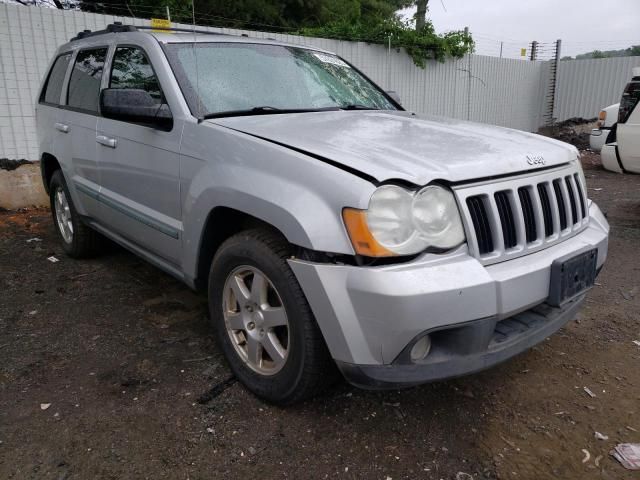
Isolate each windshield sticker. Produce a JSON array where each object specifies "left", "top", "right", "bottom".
[{"left": 313, "top": 52, "right": 349, "bottom": 68}]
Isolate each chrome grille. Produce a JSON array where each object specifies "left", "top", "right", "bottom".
[{"left": 455, "top": 166, "right": 589, "bottom": 264}]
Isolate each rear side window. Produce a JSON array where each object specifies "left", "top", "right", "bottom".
[
  {"left": 109, "top": 46, "right": 163, "bottom": 105},
  {"left": 67, "top": 48, "right": 108, "bottom": 113},
  {"left": 619, "top": 81, "right": 640, "bottom": 124},
  {"left": 41, "top": 53, "right": 72, "bottom": 105}
]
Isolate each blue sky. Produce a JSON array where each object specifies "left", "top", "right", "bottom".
[{"left": 400, "top": 0, "right": 640, "bottom": 59}]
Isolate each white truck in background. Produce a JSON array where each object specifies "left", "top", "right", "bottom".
[
  {"left": 601, "top": 67, "right": 640, "bottom": 173},
  {"left": 589, "top": 103, "right": 619, "bottom": 153}
]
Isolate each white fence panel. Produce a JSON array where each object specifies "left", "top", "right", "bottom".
[{"left": 555, "top": 56, "right": 640, "bottom": 121}]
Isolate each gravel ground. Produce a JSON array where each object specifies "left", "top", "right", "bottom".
[{"left": 1, "top": 153, "right": 639, "bottom": 479}]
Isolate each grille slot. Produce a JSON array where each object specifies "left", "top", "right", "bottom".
[
  {"left": 495, "top": 191, "right": 517, "bottom": 249},
  {"left": 565, "top": 176, "right": 578, "bottom": 225},
  {"left": 518, "top": 187, "right": 537, "bottom": 243},
  {"left": 553, "top": 179, "right": 568, "bottom": 230},
  {"left": 573, "top": 174, "right": 586, "bottom": 219},
  {"left": 467, "top": 196, "right": 493, "bottom": 254},
  {"left": 458, "top": 167, "right": 589, "bottom": 264},
  {"left": 537, "top": 183, "right": 553, "bottom": 237}
]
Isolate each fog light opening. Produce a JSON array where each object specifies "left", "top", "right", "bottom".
[{"left": 410, "top": 335, "right": 432, "bottom": 362}]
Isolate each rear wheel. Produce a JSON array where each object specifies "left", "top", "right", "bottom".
[
  {"left": 49, "top": 170, "right": 100, "bottom": 258},
  {"left": 208, "top": 228, "right": 335, "bottom": 405}
]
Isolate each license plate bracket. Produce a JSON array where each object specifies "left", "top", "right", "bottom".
[{"left": 548, "top": 248, "right": 597, "bottom": 307}]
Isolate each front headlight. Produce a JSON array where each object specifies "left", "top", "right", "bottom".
[{"left": 343, "top": 184, "right": 466, "bottom": 257}]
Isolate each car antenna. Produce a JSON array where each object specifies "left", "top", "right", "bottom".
[{"left": 191, "top": 0, "right": 203, "bottom": 122}]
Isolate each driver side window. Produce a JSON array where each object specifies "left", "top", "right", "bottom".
[{"left": 109, "top": 46, "right": 163, "bottom": 105}]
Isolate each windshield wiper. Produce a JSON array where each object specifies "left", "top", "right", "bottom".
[
  {"left": 340, "top": 104, "right": 379, "bottom": 111},
  {"left": 202, "top": 106, "right": 339, "bottom": 120}
]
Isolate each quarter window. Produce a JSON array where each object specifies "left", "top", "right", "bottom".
[
  {"left": 109, "top": 47, "right": 163, "bottom": 104},
  {"left": 67, "top": 48, "right": 108, "bottom": 113},
  {"left": 41, "top": 53, "right": 72, "bottom": 105}
]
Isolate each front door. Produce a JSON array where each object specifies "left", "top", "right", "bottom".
[
  {"left": 96, "top": 45, "right": 183, "bottom": 265},
  {"left": 617, "top": 80, "right": 640, "bottom": 173}
]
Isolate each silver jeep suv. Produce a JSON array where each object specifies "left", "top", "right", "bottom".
[{"left": 36, "top": 23, "right": 609, "bottom": 404}]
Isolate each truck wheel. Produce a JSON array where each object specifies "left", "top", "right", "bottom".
[
  {"left": 49, "top": 170, "right": 100, "bottom": 258},
  {"left": 209, "top": 228, "right": 335, "bottom": 405}
]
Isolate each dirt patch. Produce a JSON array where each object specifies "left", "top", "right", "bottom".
[
  {"left": 1, "top": 156, "right": 639, "bottom": 479},
  {"left": 539, "top": 118, "right": 598, "bottom": 150},
  {"left": 0, "top": 159, "right": 33, "bottom": 171}
]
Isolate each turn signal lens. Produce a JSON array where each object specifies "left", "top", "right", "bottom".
[
  {"left": 597, "top": 110, "right": 606, "bottom": 128},
  {"left": 342, "top": 208, "right": 395, "bottom": 257}
]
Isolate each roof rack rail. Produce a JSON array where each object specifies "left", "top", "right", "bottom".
[
  {"left": 70, "top": 22, "right": 231, "bottom": 42},
  {"left": 135, "top": 25, "right": 230, "bottom": 36},
  {"left": 70, "top": 22, "right": 136, "bottom": 42}
]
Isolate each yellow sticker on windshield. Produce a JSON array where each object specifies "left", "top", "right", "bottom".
[{"left": 313, "top": 52, "right": 349, "bottom": 68}]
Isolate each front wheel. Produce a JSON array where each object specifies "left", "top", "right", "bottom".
[{"left": 208, "top": 228, "right": 335, "bottom": 405}]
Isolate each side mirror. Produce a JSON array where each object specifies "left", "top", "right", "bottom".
[
  {"left": 386, "top": 90, "right": 401, "bottom": 105},
  {"left": 100, "top": 88, "right": 172, "bottom": 130}
]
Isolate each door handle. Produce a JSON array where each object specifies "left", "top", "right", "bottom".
[
  {"left": 54, "top": 122, "right": 69, "bottom": 133},
  {"left": 96, "top": 135, "right": 117, "bottom": 148}
]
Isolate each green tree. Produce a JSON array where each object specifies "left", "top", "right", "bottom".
[
  {"left": 574, "top": 45, "right": 640, "bottom": 60},
  {"left": 414, "top": 0, "right": 428, "bottom": 30},
  {"left": 76, "top": 0, "right": 473, "bottom": 67}
]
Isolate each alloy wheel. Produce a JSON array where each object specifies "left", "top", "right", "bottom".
[
  {"left": 222, "top": 266, "right": 290, "bottom": 375},
  {"left": 54, "top": 187, "right": 74, "bottom": 244}
]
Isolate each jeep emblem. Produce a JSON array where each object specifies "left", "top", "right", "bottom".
[{"left": 527, "top": 154, "right": 546, "bottom": 166}]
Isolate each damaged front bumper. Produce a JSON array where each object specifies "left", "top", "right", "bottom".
[
  {"left": 288, "top": 201, "right": 609, "bottom": 389},
  {"left": 336, "top": 298, "right": 584, "bottom": 389}
]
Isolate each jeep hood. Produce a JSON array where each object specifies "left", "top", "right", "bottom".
[{"left": 209, "top": 111, "right": 578, "bottom": 185}]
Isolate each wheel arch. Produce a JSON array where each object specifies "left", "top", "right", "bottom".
[
  {"left": 192, "top": 206, "right": 292, "bottom": 291},
  {"left": 40, "top": 152, "right": 61, "bottom": 194}
]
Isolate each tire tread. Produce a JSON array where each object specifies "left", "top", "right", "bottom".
[{"left": 210, "top": 228, "right": 336, "bottom": 405}]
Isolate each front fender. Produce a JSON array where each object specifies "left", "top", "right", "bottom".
[{"left": 179, "top": 122, "right": 376, "bottom": 280}]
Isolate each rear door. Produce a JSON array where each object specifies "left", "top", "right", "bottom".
[
  {"left": 95, "top": 43, "right": 183, "bottom": 265},
  {"left": 36, "top": 52, "right": 72, "bottom": 188},
  {"left": 617, "top": 80, "right": 640, "bottom": 173},
  {"left": 63, "top": 46, "right": 109, "bottom": 217}
]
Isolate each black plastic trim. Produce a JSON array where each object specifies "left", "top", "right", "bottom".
[
  {"left": 537, "top": 184, "right": 553, "bottom": 237},
  {"left": 70, "top": 22, "right": 135, "bottom": 42},
  {"left": 518, "top": 187, "right": 537, "bottom": 243}
]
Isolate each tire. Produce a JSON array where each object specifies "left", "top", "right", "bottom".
[
  {"left": 208, "top": 228, "right": 335, "bottom": 405},
  {"left": 49, "top": 170, "right": 100, "bottom": 258}
]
